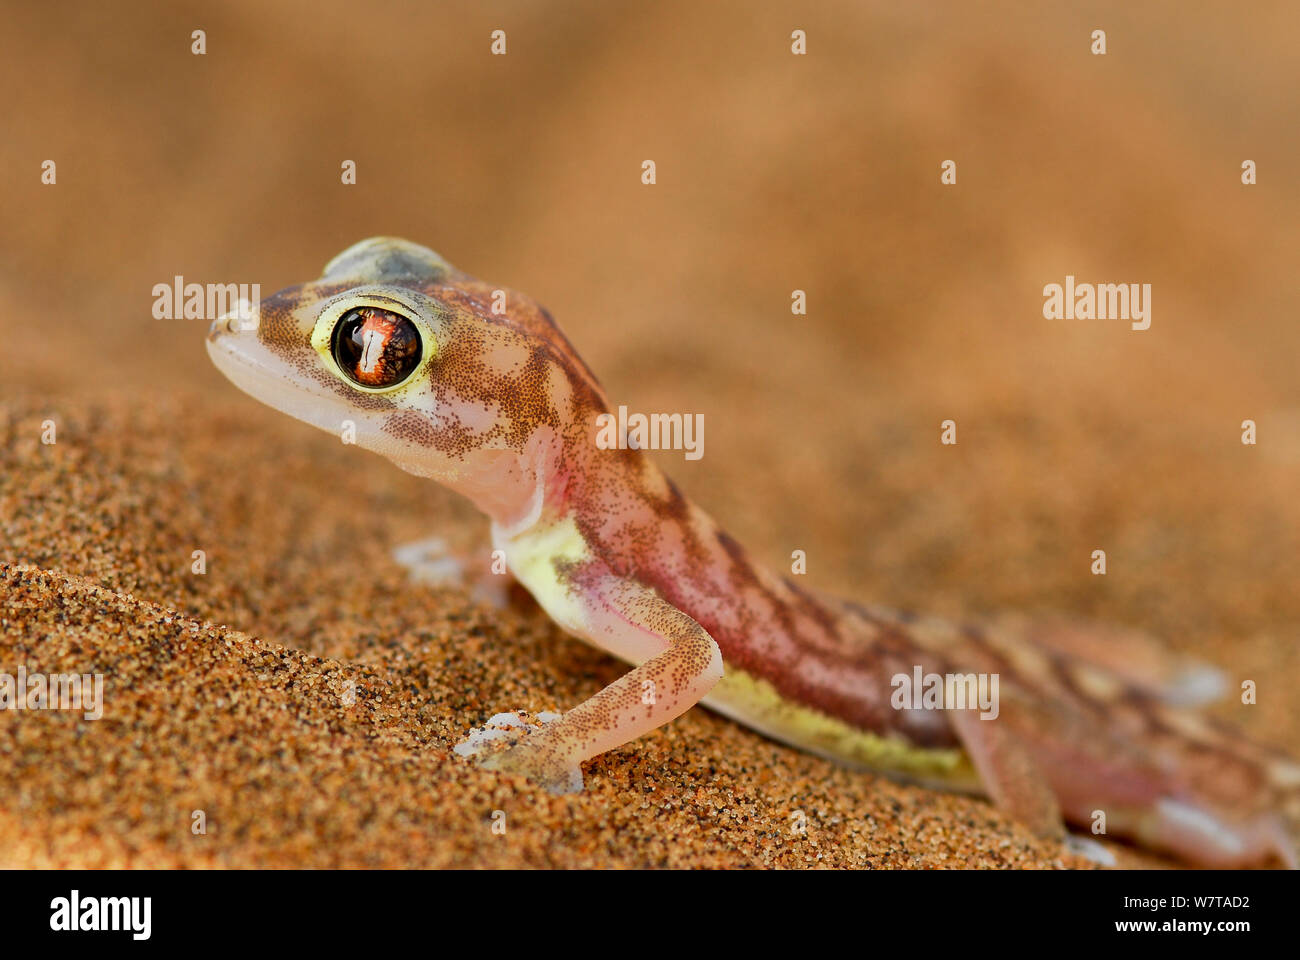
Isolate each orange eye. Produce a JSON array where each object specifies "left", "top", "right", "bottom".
[{"left": 331, "top": 308, "right": 421, "bottom": 388}]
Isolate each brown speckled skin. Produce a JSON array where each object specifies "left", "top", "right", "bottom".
[{"left": 209, "top": 238, "right": 1299, "bottom": 867}]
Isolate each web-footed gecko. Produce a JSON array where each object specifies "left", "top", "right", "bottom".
[{"left": 207, "top": 237, "right": 1299, "bottom": 868}]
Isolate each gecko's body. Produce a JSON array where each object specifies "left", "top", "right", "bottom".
[{"left": 208, "top": 238, "right": 1299, "bottom": 867}]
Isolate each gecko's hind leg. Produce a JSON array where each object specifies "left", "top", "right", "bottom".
[
  {"left": 949, "top": 705, "right": 1126, "bottom": 865},
  {"left": 392, "top": 534, "right": 516, "bottom": 609},
  {"left": 948, "top": 706, "right": 1065, "bottom": 841}
]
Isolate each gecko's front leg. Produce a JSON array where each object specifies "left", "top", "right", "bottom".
[{"left": 456, "top": 566, "right": 724, "bottom": 793}]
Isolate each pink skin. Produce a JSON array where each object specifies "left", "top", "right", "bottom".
[{"left": 208, "top": 238, "right": 1300, "bottom": 868}]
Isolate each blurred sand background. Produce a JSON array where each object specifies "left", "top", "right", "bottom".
[{"left": 0, "top": 1, "right": 1297, "bottom": 867}]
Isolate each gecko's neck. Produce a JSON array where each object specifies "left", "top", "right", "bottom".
[{"left": 417, "top": 428, "right": 567, "bottom": 538}]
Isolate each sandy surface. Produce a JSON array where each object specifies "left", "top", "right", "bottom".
[
  {"left": 2, "top": 392, "right": 1294, "bottom": 869},
  {"left": 1, "top": 2, "right": 1298, "bottom": 867},
  {"left": 0, "top": 396, "right": 1110, "bottom": 868}
]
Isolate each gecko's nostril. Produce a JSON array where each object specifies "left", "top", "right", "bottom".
[{"left": 209, "top": 307, "right": 259, "bottom": 340}]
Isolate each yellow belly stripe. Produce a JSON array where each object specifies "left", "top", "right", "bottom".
[{"left": 704, "top": 667, "right": 982, "bottom": 792}]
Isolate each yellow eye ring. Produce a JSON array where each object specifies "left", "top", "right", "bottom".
[{"left": 311, "top": 291, "right": 436, "bottom": 394}]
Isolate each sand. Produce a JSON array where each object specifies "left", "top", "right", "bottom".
[
  {"left": 0, "top": 394, "right": 1145, "bottom": 869},
  {"left": 8, "top": 391, "right": 1294, "bottom": 869}
]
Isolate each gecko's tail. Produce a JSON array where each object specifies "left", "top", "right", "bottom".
[
  {"left": 961, "top": 615, "right": 1300, "bottom": 868},
  {"left": 808, "top": 596, "right": 1296, "bottom": 866}
]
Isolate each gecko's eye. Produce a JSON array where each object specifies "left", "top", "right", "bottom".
[{"left": 331, "top": 308, "right": 422, "bottom": 389}]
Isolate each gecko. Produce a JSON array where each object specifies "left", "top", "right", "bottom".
[{"left": 206, "top": 237, "right": 1299, "bottom": 868}]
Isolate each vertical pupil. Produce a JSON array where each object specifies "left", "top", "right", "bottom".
[{"left": 331, "top": 308, "right": 420, "bottom": 387}]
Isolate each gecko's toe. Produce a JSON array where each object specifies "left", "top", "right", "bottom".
[
  {"left": 453, "top": 711, "right": 534, "bottom": 756},
  {"left": 454, "top": 711, "right": 581, "bottom": 793},
  {"left": 1063, "top": 834, "right": 1117, "bottom": 867},
  {"left": 481, "top": 744, "right": 585, "bottom": 795},
  {"left": 393, "top": 535, "right": 513, "bottom": 608},
  {"left": 392, "top": 536, "right": 465, "bottom": 586}
]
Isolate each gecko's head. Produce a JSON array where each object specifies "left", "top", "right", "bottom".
[
  {"left": 207, "top": 237, "right": 604, "bottom": 519},
  {"left": 206, "top": 238, "right": 457, "bottom": 471}
]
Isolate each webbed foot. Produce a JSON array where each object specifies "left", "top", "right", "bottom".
[{"left": 454, "top": 711, "right": 583, "bottom": 794}]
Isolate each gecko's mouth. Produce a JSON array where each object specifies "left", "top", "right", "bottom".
[{"left": 206, "top": 323, "right": 356, "bottom": 437}]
